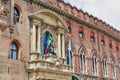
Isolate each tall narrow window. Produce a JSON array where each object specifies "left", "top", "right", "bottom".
[
  {"left": 10, "top": 42, "right": 18, "bottom": 60},
  {"left": 67, "top": 27, "right": 71, "bottom": 33},
  {"left": 116, "top": 46, "right": 119, "bottom": 51},
  {"left": 66, "top": 21, "right": 71, "bottom": 33},
  {"left": 111, "top": 61, "right": 116, "bottom": 79},
  {"left": 42, "top": 31, "right": 56, "bottom": 55},
  {"left": 90, "top": 32, "right": 95, "bottom": 42},
  {"left": 109, "top": 40, "right": 112, "bottom": 49},
  {"left": 79, "top": 27, "right": 84, "bottom": 38},
  {"left": 102, "top": 57, "right": 107, "bottom": 77},
  {"left": 92, "top": 54, "right": 97, "bottom": 75},
  {"left": 66, "top": 39, "right": 72, "bottom": 66},
  {"left": 14, "top": 7, "right": 20, "bottom": 23},
  {"left": 80, "top": 50, "right": 86, "bottom": 74},
  {"left": 109, "top": 44, "right": 112, "bottom": 48},
  {"left": 101, "top": 40, "right": 105, "bottom": 46},
  {"left": 101, "top": 36, "right": 105, "bottom": 46}
]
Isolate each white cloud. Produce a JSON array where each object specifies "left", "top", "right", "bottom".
[{"left": 65, "top": 0, "right": 120, "bottom": 31}]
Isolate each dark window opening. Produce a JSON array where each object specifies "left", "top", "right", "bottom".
[
  {"left": 92, "top": 54, "right": 97, "bottom": 75},
  {"left": 90, "top": 36, "right": 95, "bottom": 42},
  {"left": 66, "top": 27, "right": 71, "bottom": 33},
  {"left": 116, "top": 46, "right": 119, "bottom": 51},
  {"left": 79, "top": 32, "right": 83, "bottom": 38},
  {"left": 101, "top": 40, "right": 105, "bottom": 46},
  {"left": 109, "top": 44, "right": 112, "bottom": 49},
  {"left": 102, "top": 58, "right": 107, "bottom": 77},
  {"left": 14, "top": 7, "right": 20, "bottom": 23}
]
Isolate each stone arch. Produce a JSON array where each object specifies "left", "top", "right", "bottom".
[
  {"left": 101, "top": 52, "right": 108, "bottom": 60},
  {"left": 9, "top": 39, "right": 22, "bottom": 60},
  {"left": 110, "top": 54, "right": 115, "bottom": 63},
  {"left": 14, "top": 3, "right": 22, "bottom": 13},
  {"left": 14, "top": 3, "right": 22, "bottom": 23},
  {"left": 29, "top": 9, "right": 67, "bottom": 29},
  {"left": 78, "top": 45, "right": 88, "bottom": 57},
  {"left": 41, "top": 28, "right": 56, "bottom": 41},
  {"left": 90, "top": 49, "right": 98, "bottom": 59}
]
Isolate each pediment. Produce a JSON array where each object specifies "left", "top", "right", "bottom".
[{"left": 29, "top": 10, "right": 67, "bottom": 29}]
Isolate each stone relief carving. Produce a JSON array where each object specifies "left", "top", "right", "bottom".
[{"left": 0, "top": 0, "right": 9, "bottom": 17}]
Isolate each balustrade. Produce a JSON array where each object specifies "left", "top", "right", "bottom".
[{"left": 29, "top": 53, "right": 72, "bottom": 72}]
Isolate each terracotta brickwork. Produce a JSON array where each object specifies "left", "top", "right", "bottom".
[{"left": 0, "top": 0, "right": 120, "bottom": 80}]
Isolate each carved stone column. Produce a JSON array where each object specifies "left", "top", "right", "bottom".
[
  {"left": 62, "top": 34, "right": 65, "bottom": 59},
  {"left": 32, "top": 23, "right": 37, "bottom": 52},
  {"left": 37, "top": 23, "right": 41, "bottom": 53},
  {"left": 58, "top": 32, "right": 61, "bottom": 57}
]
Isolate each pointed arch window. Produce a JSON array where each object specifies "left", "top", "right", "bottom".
[
  {"left": 10, "top": 42, "right": 18, "bottom": 60},
  {"left": 111, "top": 60, "right": 116, "bottom": 79},
  {"left": 42, "top": 31, "right": 56, "bottom": 55},
  {"left": 92, "top": 53, "right": 97, "bottom": 75},
  {"left": 14, "top": 7, "right": 20, "bottom": 23},
  {"left": 102, "top": 57, "right": 107, "bottom": 77},
  {"left": 80, "top": 50, "right": 86, "bottom": 74}
]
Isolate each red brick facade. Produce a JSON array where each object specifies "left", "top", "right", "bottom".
[{"left": 0, "top": 0, "right": 120, "bottom": 80}]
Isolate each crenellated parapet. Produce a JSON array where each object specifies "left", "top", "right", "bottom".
[
  {"left": 45, "top": 0, "right": 120, "bottom": 40},
  {"left": 27, "top": 0, "right": 120, "bottom": 42}
]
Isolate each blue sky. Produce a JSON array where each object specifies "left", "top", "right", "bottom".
[{"left": 64, "top": 0, "right": 120, "bottom": 31}]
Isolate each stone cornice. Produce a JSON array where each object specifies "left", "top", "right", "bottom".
[{"left": 26, "top": 0, "right": 120, "bottom": 42}]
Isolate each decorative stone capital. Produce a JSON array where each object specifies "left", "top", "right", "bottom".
[
  {"left": 57, "top": 28, "right": 65, "bottom": 34},
  {"left": 32, "top": 19, "right": 41, "bottom": 27}
]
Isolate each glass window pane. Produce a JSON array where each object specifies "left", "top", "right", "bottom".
[
  {"left": 13, "top": 43, "right": 17, "bottom": 50},
  {"left": 10, "top": 50, "right": 13, "bottom": 59},
  {"left": 9, "top": 42, "right": 18, "bottom": 60},
  {"left": 13, "top": 51, "right": 17, "bottom": 59}
]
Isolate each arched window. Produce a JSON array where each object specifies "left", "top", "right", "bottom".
[
  {"left": 79, "top": 27, "right": 84, "bottom": 38},
  {"left": 80, "top": 50, "right": 86, "bottom": 74},
  {"left": 42, "top": 31, "right": 56, "bottom": 55},
  {"left": 90, "top": 31, "right": 95, "bottom": 42},
  {"left": 14, "top": 7, "right": 20, "bottom": 23},
  {"left": 109, "top": 40, "right": 112, "bottom": 49},
  {"left": 102, "top": 57, "right": 107, "bottom": 77},
  {"left": 92, "top": 53, "right": 97, "bottom": 75},
  {"left": 10, "top": 42, "right": 18, "bottom": 60},
  {"left": 66, "top": 21, "right": 71, "bottom": 33},
  {"left": 111, "top": 60, "right": 116, "bottom": 78},
  {"left": 66, "top": 39, "right": 72, "bottom": 66},
  {"left": 101, "top": 36, "right": 105, "bottom": 46}
]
